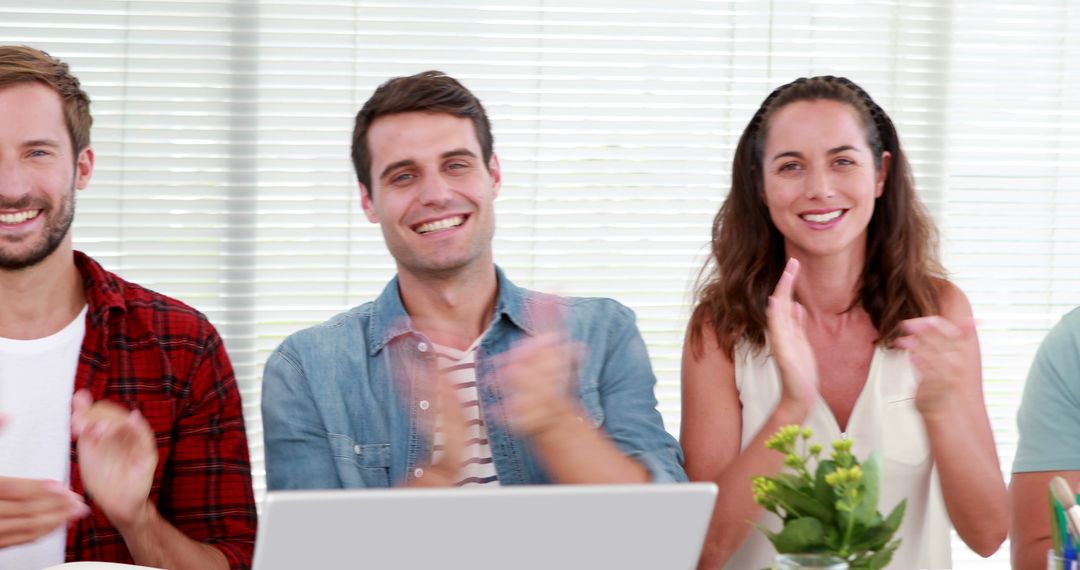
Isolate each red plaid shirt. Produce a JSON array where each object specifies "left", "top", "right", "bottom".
[{"left": 66, "top": 251, "right": 256, "bottom": 568}]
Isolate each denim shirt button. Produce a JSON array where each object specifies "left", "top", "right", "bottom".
[
  {"left": 414, "top": 468, "right": 424, "bottom": 478},
  {"left": 353, "top": 444, "right": 361, "bottom": 455},
  {"left": 417, "top": 341, "right": 429, "bottom": 353},
  {"left": 419, "top": 400, "right": 430, "bottom": 411}
]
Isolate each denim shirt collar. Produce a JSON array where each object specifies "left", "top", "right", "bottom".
[{"left": 365, "top": 265, "right": 535, "bottom": 356}]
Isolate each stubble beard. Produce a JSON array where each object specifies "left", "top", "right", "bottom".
[
  {"left": 0, "top": 183, "right": 75, "bottom": 271},
  {"left": 391, "top": 213, "right": 496, "bottom": 282}
]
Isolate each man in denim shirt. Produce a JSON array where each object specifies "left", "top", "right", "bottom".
[{"left": 262, "top": 71, "right": 685, "bottom": 488}]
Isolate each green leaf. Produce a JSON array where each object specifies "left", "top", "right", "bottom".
[
  {"left": 846, "top": 498, "right": 907, "bottom": 552},
  {"left": 848, "top": 524, "right": 886, "bottom": 552},
  {"left": 771, "top": 517, "right": 827, "bottom": 553},
  {"left": 881, "top": 499, "right": 907, "bottom": 535},
  {"left": 813, "top": 460, "right": 838, "bottom": 525},
  {"left": 860, "top": 538, "right": 902, "bottom": 569},
  {"left": 774, "top": 472, "right": 813, "bottom": 493},
  {"left": 853, "top": 452, "right": 881, "bottom": 527},
  {"left": 824, "top": 526, "right": 843, "bottom": 552},
  {"left": 850, "top": 497, "right": 907, "bottom": 552},
  {"left": 772, "top": 484, "right": 833, "bottom": 521}
]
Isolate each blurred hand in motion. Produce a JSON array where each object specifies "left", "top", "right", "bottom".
[
  {"left": 0, "top": 416, "right": 89, "bottom": 548},
  {"left": 408, "top": 370, "right": 468, "bottom": 488},
  {"left": 492, "top": 293, "right": 587, "bottom": 439},
  {"left": 895, "top": 316, "right": 977, "bottom": 416},
  {"left": 766, "top": 258, "right": 820, "bottom": 415},
  {"left": 494, "top": 331, "right": 584, "bottom": 438},
  {"left": 71, "top": 390, "right": 157, "bottom": 529}
]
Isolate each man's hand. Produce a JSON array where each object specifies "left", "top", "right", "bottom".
[
  {"left": 489, "top": 296, "right": 650, "bottom": 484},
  {"left": 0, "top": 414, "right": 89, "bottom": 548},
  {"left": 71, "top": 390, "right": 158, "bottom": 530},
  {"left": 0, "top": 477, "right": 89, "bottom": 548},
  {"left": 408, "top": 371, "right": 467, "bottom": 488},
  {"left": 494, "top": 331, "right": 583, "bottom": 438}
]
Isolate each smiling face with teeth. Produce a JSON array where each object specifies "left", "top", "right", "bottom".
[
  {"left": 0, "top": 82, "right": 93, "bottom": 271},
  {"left": 360, "top": 111, "right": 500, "bottom": 280},
  {"left": 760, "top": 99, "right": 889, "bottom": 263}
]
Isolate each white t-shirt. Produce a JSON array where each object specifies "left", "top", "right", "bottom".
[{"left": 0, "top": 305, "right": 88, "bottom": 569}]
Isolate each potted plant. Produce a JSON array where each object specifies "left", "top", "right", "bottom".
[{"left": 752, "top": 425, "right": 906, "bottom": 569}]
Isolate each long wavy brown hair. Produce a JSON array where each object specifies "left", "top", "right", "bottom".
[{"left": 689, "top": 76, "right": 944, "bottom": 359}]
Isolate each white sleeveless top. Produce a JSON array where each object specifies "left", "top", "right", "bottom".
[{"left": 726, "top": 343, "right": 951, "bottom": 570}]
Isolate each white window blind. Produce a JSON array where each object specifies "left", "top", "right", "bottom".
[{"left": 4, "top": 2, "right": 1079, "bottom": 568}]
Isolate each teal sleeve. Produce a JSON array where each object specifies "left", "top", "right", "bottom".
[{"left": 1012, "top": 308, "right": 1080, "bottom": 473}]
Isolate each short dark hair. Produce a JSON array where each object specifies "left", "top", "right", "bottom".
[
  {"left": 351, "top": 71, "right": 493, "bottom": 197},
  {"left": 0, "top": 45, "right": 92, "bottom": 155}
]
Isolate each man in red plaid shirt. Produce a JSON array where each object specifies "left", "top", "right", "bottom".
[{"left": 0, "top": 46, "right": 256, "bottom": 569}]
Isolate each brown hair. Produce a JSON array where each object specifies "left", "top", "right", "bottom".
[
  {"left": 0, "top": 45, "right": 92, "bottom": 155},
  {"left": 689, "top": 76, "right": 943, "bottom": 358},
  {"left": 351, "top": 71, "right": 493, "bottom": 197}
]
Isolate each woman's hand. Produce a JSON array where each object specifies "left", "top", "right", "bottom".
[
  {"left": 895, "top": 315, "right": 976, "bottom": 417},
  {"left": 766, "top": 258, "right": 819, "bottom": 416}
]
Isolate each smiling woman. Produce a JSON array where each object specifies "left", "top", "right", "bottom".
[
  {"left": 680, "top": 76, "right": 1009, "bottom": 569},
  {"left": 760, "top": 99, "right": 888, "bottom": 264}
]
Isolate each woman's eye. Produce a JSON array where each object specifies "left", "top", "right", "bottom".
[
  {"left": 391, "top": 172, "right": 414, "bottom": 183},
  {"left": 779, "top": 162, "right": 801, "bottom": 172}
]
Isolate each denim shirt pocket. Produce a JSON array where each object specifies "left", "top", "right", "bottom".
[{"left": 329, "top": 433, "right": 392, "bottom": 487}]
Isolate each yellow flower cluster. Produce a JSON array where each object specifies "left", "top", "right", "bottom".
[
  {"left": 765, "top": 425, "right": 815, "bottom": 452},
  {"left": 831, "top": 438, "right": 854, "bottom": 466},
  {"left": 764, "top": 425, "right": 803, "bottom": 452},
  {"left": 824, "top": 465, "right": 864, "bottom": 487},
  {"left": 751, "top": 475, "right": 778, "bottom": 509}
]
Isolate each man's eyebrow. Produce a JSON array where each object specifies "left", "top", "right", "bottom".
[
  {"left": 379, "top": 159, "right": 415, "bottom": 181},
  {"left": 441, "top": 148, "right": 477, "bottom": 160},
  {"left": 23, "top": 139, "right": 63, "bottom": 149}
]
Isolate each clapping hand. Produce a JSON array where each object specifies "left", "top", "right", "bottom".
[
  {"left": 495, "top": 331, "right": 583, "bottom": 437},
  {"left": 895, "top": 316, "right": 976, "bottom": 416},
  {"left": 0, "top": 415, "right": 89, "bottom": 548},
  {"left": 409, "top": 370, "right": 468, "bottom": 487},
  {"left": 493, "top": 294, "right": 584, "bottom": 439},
  {"left": 71, "top": 390, "right": 157, "bottom": 529},
  {"left": 767, "top": 258, "right": 819, "bottom": 414}
]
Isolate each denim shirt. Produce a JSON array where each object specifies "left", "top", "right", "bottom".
[{"left": 262, "top": 267, "right": 686, "bottom": 489}]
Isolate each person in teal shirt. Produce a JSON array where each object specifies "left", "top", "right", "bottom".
[{"left": 1010, "top": 307, "right": 1080, "bottom": 569}]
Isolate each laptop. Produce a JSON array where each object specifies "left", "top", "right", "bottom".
[{"left": 253, "top": 482, "right": 717, "bottom": 570}]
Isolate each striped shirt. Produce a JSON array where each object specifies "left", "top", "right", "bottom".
[{"left": 431, "top": 340, "right": 500, "bottom": 487}]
